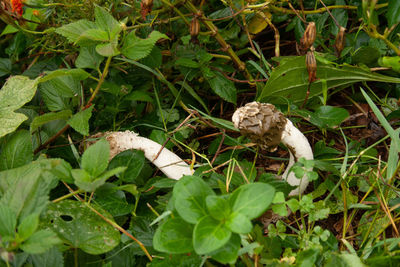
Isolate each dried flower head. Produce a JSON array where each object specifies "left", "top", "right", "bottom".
[
  {"left": 306, "top": 49, "right": 317, "bottom": 83},
  {"left": 190, "top": 17, "right": 200, "bottom": 43},
  {"left": 334, "top": 26, "right": 346, "bottom": 58},
  {"left": 300, "top": 22, "right": 316, "bottom": 52}
]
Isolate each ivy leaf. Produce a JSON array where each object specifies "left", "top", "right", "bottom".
[
  {"left": 0, "top": 76, "right": 39, "bottom": 138},
  {"left": 67, "top": 105, "right": 94, "bottom": 136},
  {"left": 121, "top": 30, "right": 168, "bottom": 61},
  {"left": 153, "top": 216, "right": 194, "bottom": 254}
]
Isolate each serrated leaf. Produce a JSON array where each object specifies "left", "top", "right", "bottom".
[
  {"left": 20, "top": 230, "right": 61, "bottom": 254},
  {"left": 42, "top": 200, "right": 120, "bottom": 254},
  {"left": 18, "top": 213, "right": 39, "bottom": 241},
  {"left": 0, "top": 130, "right": 33, "bottom": 170},
  {"left": 0, "top": 203, "right": 17, "bottom": 238},
  {"left": 0, "top": 58, "right": 11, "bottom": 77},
  {"left": 76, "top": 46, "right": 104, "bottom": 70},
  {"left": 77, "top": 29, "right": 109, "bottom": 42},
  {"left": 96, "top": 41, "right": 119, "bottom": 57},
  {"left": 121, "top": 30, "right": 168, "bottom": 61},
  {"left": 258, "top": 56, "right": 400, "bottom": 104},
  {"left": 386, "top": 0, "right": 400, "bottom": 27},
  {"left": 193, "top": 215, "right": 231, "bottom": 254},
  {"left": 30, "top": 247, "right": 64, "bottom": 267},
  {"left": 206, "top": 71, "right": 236, "bottom": 104},
  {"left": 55, "top": 19, "right": 97, "bottom": 43},
  {"left": 153, "top": 217, "right": 194, "bottom": 254},
  {"left": 67, "top": 105, "right": 94, "bottom": 136},
  {"left": 0, "top": 76, "right": 39, "bottom": 138},
  {"left": 40, "top": 68, "right": 90, "bottom": 83},
  {"left": 81, "top": 138, "right": 109, "bottom": 177},
  {"left": 30, "top": 110, "right": 72, "bottom": 133},
  {"left": 94, "top": 5, "right": 120, "bottom": 36}
]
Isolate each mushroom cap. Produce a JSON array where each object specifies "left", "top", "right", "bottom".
[{"left": 232, "top": 102, "right": 287, "bottom": 152}]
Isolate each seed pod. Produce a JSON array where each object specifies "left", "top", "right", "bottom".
[
  {"left": 190, "top": 17, "right": 200, "bottom": 43},
  {"left": 140, "top": 0, "right": 153, "bottom": 19},
  {"left": 306, "top": 50, "right": 317, "bottom": 83},
  {"left": 300, "top": 22, "right": 316, "bottom": 52},
  {"left": 334, "top": 27, "right": 346, "bottom": 58}
]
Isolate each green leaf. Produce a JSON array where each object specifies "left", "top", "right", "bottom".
[
  {"left": 173, "top": 176, "right": 215, "bottom": 224},
  {"left": 325, "top": 253, "right": 366, "bottom": 267},
  {"left": 30, "top": 247, "right": 64, "bottom": 267},
  {"left": 175, "top": 58, "right": 200, "bottom": 68},
  {"left": 18, "top": 213, "right": 39, "bottom": 241},
  {"left": 206, "top": 195, "right": 231, "bottom": 221},
  {"left": 352, "top": 46, "right": 381, "bottom": 65},
  {"left": 193, "top": 215, "right": 231, "bottom": 254},
  {"left": 0, "top": 130, "right": 33, "bottom": 170},
  {"left": 94, "top": 183, "right": 133, "bottom": 217},
  {"left": 67, "top": 105, "right": 94, "bottom": 136},
  {"left": 42, "top": 200, "right": 120, "bottom": 254},
  {"left": 108, "top": 150, "right": 146, "bottom": 182},
  {"left": 206, "top": 70, "right": 236, "bottom": 104},
  {"left": 0, "top": 76, "right": 39, "bottom": 138},
  {"left": 72, "top": 167, "right": 126, "bottom": 192},
  {"left": 78, "top": 29, "right": 109, "bottom": 42},
  {"left": 309, "top": 106, "right": 349, "bottom": 128},
  {"left": 153, "top": 217, "right": 194, "bottom": 254},
  {"left": 0, "top": 203, "right": 17, "bottom": 237},
  {"left": 229, "top": 183, "right": 275, "bottom": 220},
  {"left": 40, "top": 68, "right": 90, "bottom": 83},
  {"left": 94, "top": 5, "right": 120, "bottom": 36},
  {"left": 142, "top": 46, "right": 163, "bottom": 69},
  {"left": 96, "top": 41, "right": 119, "bottom": 57},
  {"left": 209, "top": 234, "right": 241, "bottom": 265},
  {"left": 0, "top": 58, "right": 11, "bottom": 77},
  {"left": 55, "top": 19, "right": 97, "bottom": 43},
  {"left": 258, "top": 56, "right": 400, "bottom": 104},
  {"left": 386, "top": 0, "right": 400, "bottom": 27},
  {"left": 296, "top": 248, "right": 320, "bottom": 267},
  {"left": 226, "top": 212, "right": 252, "bottom": 234},
  {"left": 121, "top": 30, "right": 168, "bottom": 61},
  {"left": 76, "top": 46, "right": 104, "bottom": 70},
  {"left": 81, "top": 138, "right": 109, "bottom": 177},
  {"left": 30, "top": 110, "right": 72, "bottom": 133},
  {"left": 379, "top": 56, "right": 400, "bottom": 72},
  {"left": 20, "top": 230, "right": 61, "bottom": 254}
]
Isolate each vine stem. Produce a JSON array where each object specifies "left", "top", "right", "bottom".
[
  {"left": 34, "top": 56, "right": 112, "bottom": 154},
  {"left": 267, "top": 3, "right": 388, "bottom": 15}
]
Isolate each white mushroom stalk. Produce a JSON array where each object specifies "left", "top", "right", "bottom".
[
  {"left": 232, "top": 102, "right": 313, "bottom": 196},
  {"left": 90, "top": 131, "right": 193, "bottom": 180}
]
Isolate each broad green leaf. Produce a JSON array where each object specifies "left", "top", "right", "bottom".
[
  {"left": 206, "top": 70, "right": 236, "bottom": 104},
  {"left": 173, "top": 176, "right": 215, "bottom": 224},
  {"left": 206, "top": 195, "right": 231, "bottom": 221},
  {"left": 30, "top": 110, "right": 72, "bottom": 133},
  {"left": 193, "top": 215, "right": 231, "bottom": 254},
  {"left": 0, "top": 76, "right": 39, "bottom": 138},
  {"left": 0, "top": 159, "right": 59, "bottom": 220},
  {"left": 124, "top": 90, "right": 154, "bottom": 102},
  {"left": 121, "top": 30, "right": 168, "bottom": 61},
  {"left": 296, "top": 248, "right": 320, "bottom": 267},
  {"left": 226, "top": 212, "right": 252, "bottom": 234},
  {"left": 94, "top": 5, "right": 120, "bottom": 36},
  {"left": 42, "top": 200, "right": 120, "bottom": 254},
  {"left": 72, "top": 167, "right": 126, "bottom": 192},
  {"left": 67, "top": 105, "right": 94, "bottom": 136},
  {"left": 309, "top": 106, "right": 349, "bottom": 128},
  {"left": 209, "top": 234, "right": 241, "bottom": 264},
  {"left": 78, "top": 29, "right": 109, "bottom": 42},
  {"left": 352, "top": 46, "right": 381, "bottom": 65},
  {"left": 325, "top": 253, "right": 366, "bottom": 267},
  {"left": 94, "top": 183, "right": 133, "bottom": 217},
  {"left": 0, "top": 58, "right": 11, "bottom": 77},
  {"left": 108, "top": 150, "right": 146, "bottom": 182},
  {"left": 20, "top": 230, "right": 61, "bottom": 254},
  {"left": 76, "top": 46, "right": 104, "bottom": 70},
  {"left": 142, "top": 46, "right": 163, "bottom": 69},
  {"left": 153, "top": 217, "right": 194, "bottom": 254},
  {"left": 329, "top": 0, "right": 347, "bottom": 35},
  {"left": 0, "top": 203, "right": 17, "bottom": 238},
  {"left": 96, "top": 41, "right": 119, "bottom": 57},
  {"left": 229, "top": 183, "right": 275, "bottom": 220},
  {"left": 30, "top": 247, "right": 64, "bottom": 267},
  {"left": 18, "top": 213, "right": 39, "bottom": 241},
  {"left": 379, "top": 56, "right": 400, "bottom": 72},
  {"left": 258, "top": 56, "right": 400, "bottom": 104},
  {"left": 0, "top": 130, "right": 33, "bottom": 170},
  {"left": 81, "top": 138, "right": 109, "bottom": 177},
  {"left": 55, "top": 19, "right": 97, "bottom": 43},
  {"left": 40, "top": 68, "right": 90, "bottom": 83},
  {"left": 386, "top": 0, "right": 400, "bottom": 27},
  {"left": 175, "top": 58, "right": 200, "bottom": 68}
]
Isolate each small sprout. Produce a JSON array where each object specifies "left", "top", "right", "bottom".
[{"left": 334, "top": 26, "right": 346, "bottom": 58}]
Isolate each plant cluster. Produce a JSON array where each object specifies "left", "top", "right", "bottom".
[{"left": 0, "top": 0, "right": 400, "bottom": 266}]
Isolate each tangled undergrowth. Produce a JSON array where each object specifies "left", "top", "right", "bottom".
[{"left": 0, "top": 0, "right": 400, "bottom": 266}]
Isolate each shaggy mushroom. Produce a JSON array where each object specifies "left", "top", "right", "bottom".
[
  {"left": 90, "top": 131, "right": 193, "bottom": 180},
  {"left": 232, "top": 102, "right": 313, "bottom": 196}
]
